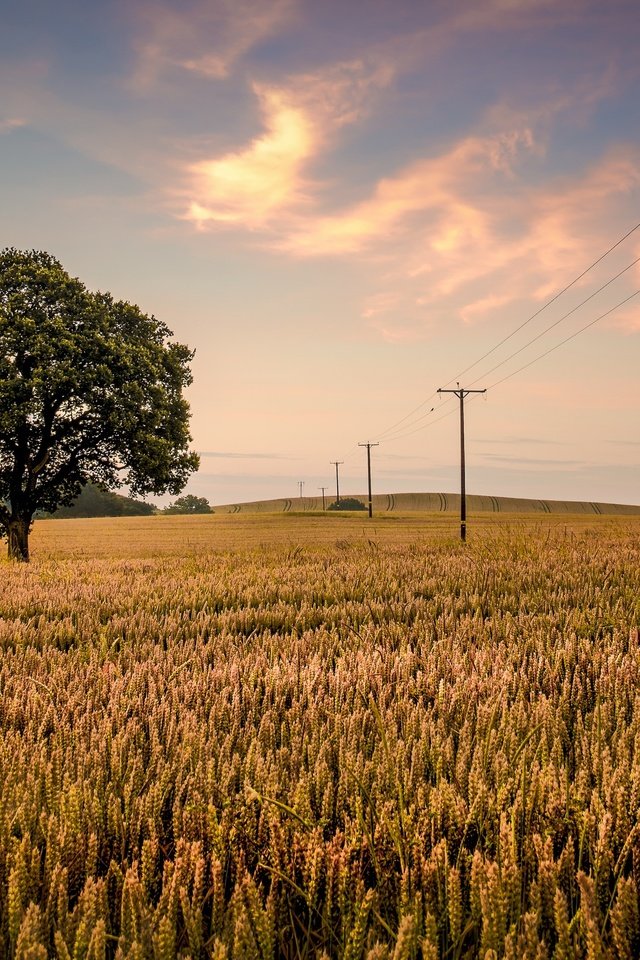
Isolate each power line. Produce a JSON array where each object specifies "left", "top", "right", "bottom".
[
  {"left": 385, "top": 288, "right": 638, "bottom": 441},
  {"left": 485, "top": 288, "right": 639, "bottom": 391},
  {"left": 313, "top": 222, "right": 640, "bottom": 491},
  {"left": 442, "top": 219, "right": 640, "bottom": 386},
  {"left": 467, "top": 255, "right": 640, "bottom": 388},
  {"left": 380, "top": 398, "right": 456, "bottom": 443},
  {"left": 384, "top": 400, "right": 456, "bottom": 443},
  {"left": 376, "top": 392, "right": 439, "bottom": 440},
  {"left": 369, "top": 219, "right": 640, "bottom": 443}
]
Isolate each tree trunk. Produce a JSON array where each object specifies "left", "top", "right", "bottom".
[{"left": 7, "top": 518, "right": 30, "bottom": 562}]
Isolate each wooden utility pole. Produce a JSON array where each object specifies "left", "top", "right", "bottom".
[
  {"left": 437, "top": 384, "right": 486, "bottom": 541},
  {"left": 330, "top": 461, "right": 343, "bottom": 505},
  {"left": 358, "top": 442, "right": 379, "bottom": 518},
  {"left": 318, "top": 487, "right": 327, "bottom": 511}
]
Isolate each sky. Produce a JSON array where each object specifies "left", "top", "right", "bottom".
[{"left": 1, "top": 0, "right": 639, "bottom": 507}]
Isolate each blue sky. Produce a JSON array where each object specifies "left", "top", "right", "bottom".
[{"left": 1, "top": 0, "right": 639, "bottom": 505}]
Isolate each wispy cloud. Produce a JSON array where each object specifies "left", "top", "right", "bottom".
[
  {"left": 482, "top": 454, "right": 586, "bottom": 466},
  {"left": 129, "top": 0, "right": 296, "bottom": 90},
  {"left": 474, "top": 436, "right": 565, "bottom": 445},
  {"left": 174, "top": 40, "right": 637, "bottom": 344},
  {"left": 0, "top": 117, "right": 26, "bottom": 134},
  {"left": 278, "top": 129, "right": 534, "bottom": 258},
  {"left": 179, "top": 58, "right": 394, "bottom": 229},
  {"left": 198, "top": 451, "right": 296, "bottom": 460}
]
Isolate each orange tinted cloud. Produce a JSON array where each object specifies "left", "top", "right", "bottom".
[
  {"left": 185, "top": 85, "right": 314, "bottom": 229},
  {"left": 180, "top": 59, "right": 394, "bottom": 228},
  {"left": 371, "top": 145, "right": 640, "bottom": 339},
  {"left": 280, "top": 129, "right": 534, "bottom": 257}
]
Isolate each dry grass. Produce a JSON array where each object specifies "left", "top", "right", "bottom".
[{"left": 2, "top": 514, "right": 640, "bottom": 958}]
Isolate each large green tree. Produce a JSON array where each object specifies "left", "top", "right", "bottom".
[{"left": 0, "top": 248, "right": 199, "bottom": 560}]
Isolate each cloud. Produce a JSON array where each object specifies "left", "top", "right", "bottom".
[
  {"left": 159, "top": 1, "right": 638, "bottom": 348},
  {"left": 355, "top": 142, "right": 640, "bottom": 341},
  {"left": 482, "top": 454, "right": 586, "bottom": 466},
  {"left": 183, "top": 84, "right": 315, "bottom": 228},
  {"left": 179, "top": 58, "right": 394, "bottom": 229},
  {"left": 129, "top": 0, "right": 295, "bottom": 90},
  {"left": 474, "top": 436, "right": 564, "bottom": 445},
  {"left": 198, "top": 451, "right": 296, "bottom": 460},
  {"left": 278, "top": 129, "right": 535, "bottom": 258},
  {"left": 0, "top": 118, "right": 26, "bottom": 134}
]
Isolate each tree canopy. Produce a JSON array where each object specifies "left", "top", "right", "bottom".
[
  {"left": 163, "top": 494, "right": 213, "bottom": 514},
  {"left": 0, "top": 248, "right": 199, "bottom": 559},
  {"left": 50, "top": 482, "right": 158, "bottom": 518}
]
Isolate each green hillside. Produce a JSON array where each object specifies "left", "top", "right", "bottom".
[{"left": 48, "top": 483, "right": 157, "bottom": 518}]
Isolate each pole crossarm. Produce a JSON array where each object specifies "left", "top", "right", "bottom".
[
  {"left": 436, "top": 384, "right": 486, "bottom": 541},
  {"left": 437, "top": 388, "right": 487, "bottom": 399}
]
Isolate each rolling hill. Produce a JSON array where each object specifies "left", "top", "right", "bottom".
[{"left": 213, "top": 491, "right": 640, "bottom": 515}]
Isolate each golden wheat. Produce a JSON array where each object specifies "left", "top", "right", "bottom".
[{"left": 1, "top": 515, "right": 639, "bottom": 958}]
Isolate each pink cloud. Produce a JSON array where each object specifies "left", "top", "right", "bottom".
[
  {"left": 301, "top": 139, "right": 640, "bottom": 343},
  {"left": 129, "top": 0, "right": 296, "bottom": 91},
  {"left": 279, "top": 129, "right": 535, "bottom": 258},
  {"left": 0, "top": 117, "right": 26, "bottom": 134}
]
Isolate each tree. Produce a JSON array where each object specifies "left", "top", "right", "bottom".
[
  {"left": 327, "top": 497, "right": 367, "bottom": 511},
  {"left": 50, "top": 482, "right": 158, "bottom": 518},
  {"left": 0, "top": 249, "right": 199, "bottom": 560},
  {"left": 163, "top": 494, "right": 213, "bottom": 514}
]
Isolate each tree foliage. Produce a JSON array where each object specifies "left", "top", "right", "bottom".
[
  {"left": 50, "top": 482, "right": 157, "bottom": 518},
  {"left": 327, "top": 497, "right": 367, "bottom": 511},
  {"left": 0, "top": 248, "right": 199, "bottom": 559},
  {"left": 163, "top": 494, "right": 213, "bottom": 514}
]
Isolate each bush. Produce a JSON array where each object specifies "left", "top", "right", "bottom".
[
  {"left": 163, "top": 495, "right": 213, "bottom": 515},
  {"left": 327, "top": 497, "right": 367, "bottom": 511}
]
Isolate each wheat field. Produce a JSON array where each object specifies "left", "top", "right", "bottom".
[{"left": 2, "top": 513, "right": 640, "bottom": 958}]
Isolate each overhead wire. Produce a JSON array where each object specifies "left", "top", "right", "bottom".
[
  {"left": 441, "top": 219, "right": 640, "bottom": 387},
  {"left": 321, "top": 220, "right": 639, "bottom": 491},
  {"left": 378, "top": 286, "right": 638, "bottom": 451},
  {"left": 366, "top": 219, "right": 640, "bottom": 444},
  {"left": 467, "top": 254, "right": 640, "bottom": 388},
  {"left": 384, "top": 287, "right": 639, "bottom": 443},
  {"left": 485, "top": 289, "right": 639, "bottom": 391}
]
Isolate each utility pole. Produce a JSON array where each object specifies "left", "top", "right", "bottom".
[
  {"left": 330, "top": 461, "right": 343, "bottom": 505},
  {"left": 318, "top": 486, "right": 327, "bottom": 511},
  {"left": 437, "top": 383, "right": 486, "bottom": 541},
  {"left": 358, "top": 442, "right": 379, "bottom": 518}
]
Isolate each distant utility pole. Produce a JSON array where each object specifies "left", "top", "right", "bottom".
[
  {"left": 358, "top": 442, "right": 379, "bottom": 518},
  {"left": 330, "top": 461, "right": 343, "bottom": 505},
  {"left": 318, "top": 486, "right": 327, "bottom": 511},
  {"left": 437, "top": 383, "right": 486, "bottom": 541},
  {"left": 298, "top": 480, "right": 304, "bottom": 499}
]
